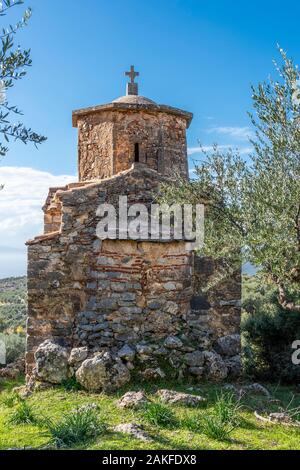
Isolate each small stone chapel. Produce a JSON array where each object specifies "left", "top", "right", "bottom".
[{"left": 26, "top": 68, "right": 241, "bottom": 391}]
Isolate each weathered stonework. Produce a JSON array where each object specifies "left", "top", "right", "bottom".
[
  {"left": 73, "top": 97, "right": 192, "bottom": 181},
  {"left": 26, "top": 77, "right": 241, "bottom": 389}
]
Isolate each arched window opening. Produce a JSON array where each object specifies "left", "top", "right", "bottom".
[{"left": 134, "top": 143, "right": 140, "bottom": 163}]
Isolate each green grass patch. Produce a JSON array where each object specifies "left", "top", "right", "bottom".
[
  {"left": 142, "top": 402, "right": 178, "bottom": 428},
  {"left": 42, "top": 404, "right": 107, "bottom": 448},
  {"left": 1, "top": 377, "right": 300, "bottom": 450},
  {"left": 8, "top": 401, "right": 38, "bottom": 426}
]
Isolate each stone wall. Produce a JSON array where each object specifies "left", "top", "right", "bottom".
[
  {"left": 26, "top": 165, "right": 242, "bottom": 388},
  {"left": 78, "top": 115, "right": 114, "bottom": 181},
  {"left": 74, "top": 239, "right": 192, "bottom": 350},
  {"left": 192, "top": 256, "right": 241, "bottom": 341},
  {"left": 26, "top": 165, "right": 192, "bottom": 380},
  {"left": 76, "top": 110, "right": 188, "bottom": 182}
]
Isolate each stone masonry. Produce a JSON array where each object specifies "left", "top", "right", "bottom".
[{"left": 26, "top": 68, "right": 241, "bottom": 390}]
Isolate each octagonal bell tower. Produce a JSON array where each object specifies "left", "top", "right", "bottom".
[{"left": 72, "top": 66, "right": 193, "bottom": 182}]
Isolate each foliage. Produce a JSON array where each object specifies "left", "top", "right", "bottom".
[
  {"left": 8, "top": 400, "right": 37, "bottom": 425},
  {"left": 161, "top": 48, "right": 300, "bottom": 312},
  {"left": 200, "top": 414, "right": 237, "bottom": 441},
  {"left": 1, "top": 391, "right": 22, "bottom": 407},
  {"left": 0, "top": 277, "right": 27, "bottom": 334},
  {"left": 142, "top": 402, "right": 178, "bottom": 428},
  {"left": 0, "top": 0, "right": 46, "bottom": 162},
  {"left": 242, "top": 275, "right": 300, "bottom": 383},
  {"left": 181, "top": 413, "right": 202, "bottom": 432},
  {"left": 199, "top": 391, "right": 241, "bottom": 441},
  {"left": 0, "top": 332, "right": 25, "bottom": 364},
  {"left": 213, "top": 391, "right": 242, "bottom": 426},
  {"left": 60, "top": 376, "right": 82, "bottom": 392},
  {"left": 43, "top": 406, "right": 107, "bottom": 449},
  {"left": 182, "top": 391, "right": 241, "bottom": 440}
]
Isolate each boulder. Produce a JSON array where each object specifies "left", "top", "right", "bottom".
[
  {"left": 76, "top": 352, "right": 130, "bottom": 392},
  {"left": 118, "top": 344, "right": 135, "bottom": 362},
  {"left": 0, "top": 358, "right": 25, "bottom": 380},
  {"left": 189, "top": 367, "right": 205, "bottom": 378},
  {"left": 142, "top": 367, "right": 165, "bottom": 380},
  {"left": 269, "top": 412, "right": 291, "bottom": 424},
  {"left": 214, "top": 334, "right": 241, "bottom": 357},
  {"left": 184, "top": 351, "right": 205, "bottom": 367},
  {"left": 117, "top": 391, "right": 149, "bottom": 409},
  {"left": 164, "top": 336, "right": 183, "bottom": 350},
  {"left": 68, "top": 347, "right": 88, "bottom": 366},
  {"left": 157, "top": 389, "right": 206, "bottom": 406},
  {"left": 114, "top": 423, "right": 153, "bottom": 442},
  {"left": 136, "top": 343, "right": 153, "bottom": 360},
  {"left": 222, "top": 384, "right": 240, "bottom": 398},
  {"left": 241, "top": 383, "right": 270, "bottom": 397},
  {"left": 35, "top": 340, "right": 69, "bottom": 384},
  {"left": 204, "top": 351, "right": 228, "bottom": 382},
  {"left": 224, "top": 354, "right": 242, "bottom": 378},
  {"left": 223, "top": 382, "right": 270, "bottom": 399}
]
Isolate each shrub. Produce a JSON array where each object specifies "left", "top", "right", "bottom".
[
  {"left": 43, "top": 406, "right": 106, "bottom": 448},
  {"left": 8, "top": 401, "right": 37, "bottom": 425},
  {"left": 0, "top": 333, "right": 25, "bottom": 364},
  {"left": 242, "top": 275, "right": 300, "bottom": 383},
  {"left": 142, "top": 402, "right": 178, "bottom": 428}
]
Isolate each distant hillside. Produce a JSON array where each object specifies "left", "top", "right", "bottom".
[{"left": 0, "top": 277, "right": 27, "bottom": 334}]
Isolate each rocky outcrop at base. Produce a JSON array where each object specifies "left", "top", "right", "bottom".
[
  {"left": 29, "top": 332, "right": 241, "bottom": 392},
  {"left": 76, "top": 352, "right": 130, "bottom": 392},
  {"left": 35, "top": 341, "right": 69, "bottom": 384},
  {"left": 113, "top": 423, "right": 153, "bottom": 442},
  {"left": 156, "top": 389, "right": 206, "bottom": 406},
  {"left": 117, "top": 391, "right": 149, "bottom": 409},
  {"left": 0, "top": 358, "right": 25, "bottom": 379}
]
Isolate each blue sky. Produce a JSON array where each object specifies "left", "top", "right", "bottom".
[{"left": 0, "top": 0, "right": 300, "bottom": 277}]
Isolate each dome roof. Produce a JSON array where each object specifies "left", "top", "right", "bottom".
[{"left": 112, "top": 95, "right": 157, "bottom": 105}]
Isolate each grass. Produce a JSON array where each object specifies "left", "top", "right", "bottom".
[
  {"left": 2, "top": 391, "right": 23, "bottom": 408},
  {"left": 1, "top": 376, "right": 300, "bottom": 450},
  {"left": 201, "top": 414, "right": 236, "bottom": 441},
  {"left": 60, "top": 377, "right": 82, "bottom": 392},
  {"left": 142, "top": 402, "right": 178, "bottom": 428},
  {"left": 214, "top": 391, "right": 242, "bottom": 426},
  {"left": 182, "top": 391, "right": 241, "bottom": 441},
  {"left": 8, "top": 401, "right": 38, "bottom": 426},
  {"left": 43, "top": 405, "right": 107, "bottom": 448}
]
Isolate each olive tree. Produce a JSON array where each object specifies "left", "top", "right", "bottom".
[
  {"left": 0, "top": 0, "right": 46, "bottom": 163},
  {"left": 161, "top": 49, "right": 300, "bottom": 312}
]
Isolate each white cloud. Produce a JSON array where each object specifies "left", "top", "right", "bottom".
[
  {"left": 188, "top": 144, "right": 252, "bottom": 157},
  {"left": 205, "top": 126, "right": 254, "bottom": 140},
  {"left": 0, "top": 167, "right": 75, "bottom": 277},
  {"left": 188, "top": 145, "right": 231, "bottom": 156}
]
